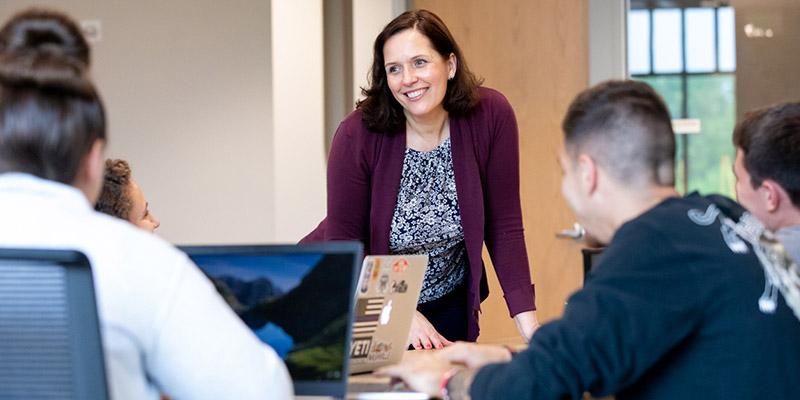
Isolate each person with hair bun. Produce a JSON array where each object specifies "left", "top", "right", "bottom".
[
  {"left": 0, "top": 8, "right": 291, "bottom": 400},
  {"left": 96, "top": 159, "right": 161, "bottom": 232},
  {"left": 303, "top": 9, "right": 538, "bottom": 348}
]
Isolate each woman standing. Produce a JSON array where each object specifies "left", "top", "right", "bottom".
[{"left": 304, "top": 9, "right": 538, "bottom": 348}]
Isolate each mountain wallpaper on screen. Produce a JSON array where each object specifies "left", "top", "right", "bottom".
[{"left": 208, "top": 254, "right": 353, "bottom": 380}]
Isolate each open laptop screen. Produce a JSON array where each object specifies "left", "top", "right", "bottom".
[{"left": 181, "top": 243, "right": 362, "bottom": 396}]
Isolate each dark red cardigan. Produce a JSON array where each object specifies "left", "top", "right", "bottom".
[{"left": 303, "top": 87, "right": 535, "bottom": 340}]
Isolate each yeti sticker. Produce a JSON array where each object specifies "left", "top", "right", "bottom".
[{"left": 351, "top": 337, "right": 372, "bottom": 359}]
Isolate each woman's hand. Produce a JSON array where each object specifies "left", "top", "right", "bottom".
[
  {"left": 407, "top": 310, "right": 453, "bottom": 350},
  {"left": 513, "top": 310, "right": 540, "bottom": 342}
]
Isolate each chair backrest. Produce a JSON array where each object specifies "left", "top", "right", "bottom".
[
  {"left": 0, "top": 248, "right": 108, "bottom": 400},
  {"left": 581, "top": 247, "right": 605, "bottom": 285}
]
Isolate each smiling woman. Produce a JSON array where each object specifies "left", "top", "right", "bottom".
[{"left": 302, "top": 9, "right": 539, "bottom": 349}]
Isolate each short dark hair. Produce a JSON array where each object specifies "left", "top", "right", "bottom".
[
  {"left": 0, "top": 8, "right": 106, "bottom": 184},
  {"left": 733, "top": 102, "right": 800, "bottom": 206},
  {"left": 95, "top": 159, "right": 133, "bottom": 220},
  {"left": 356, "top": 9, "right": 483, "bottom": 134},
  {"left": 562, "top": 80, "right": 675, "bottom": 187}
]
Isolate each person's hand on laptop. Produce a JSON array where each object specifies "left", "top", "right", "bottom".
[
  {"left": 376, "top": 342, "right": 514, "bottom": 397},
  {"left": 375, "top": 348, "right": 455, "bottom": 397},
  {"left": 408, "top": 311, "right": 453, "bottom": 350}
]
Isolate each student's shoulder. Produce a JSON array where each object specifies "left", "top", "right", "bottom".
[
  {"left": 622, "top": 195, "right": 710, "bottom": 232},
  {"left": 600, "top": 198, "right": 695, "bottom": 270},
  {"left": 608, "top": 194, "right": 747, "bottom": 270},
  {"left": 87, "top": 212, "right": 190, "bottom": 270},
  {"left": 632, "top": 194, "right": 743, "bottom": 235}
]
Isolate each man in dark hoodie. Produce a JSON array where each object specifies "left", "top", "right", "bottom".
[{"left": 379, "top": 80, "right": 800, "bottom": 400}]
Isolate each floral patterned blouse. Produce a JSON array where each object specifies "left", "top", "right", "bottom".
[{"left": 390, "top": 137, "right": 467, "bottom": 303}]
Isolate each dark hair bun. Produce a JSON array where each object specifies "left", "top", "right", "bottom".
[{"left": 0, "top": 8, "right": 93, "bottom": 95}]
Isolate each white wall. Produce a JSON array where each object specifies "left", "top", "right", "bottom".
[
  {"left": 0, "top": 0, "right": 404, "bottom": 245},
  {"left": 1, "top": 0, "right": 277, "bottom": 244},
  {"left": 271, "top": 0, "right": 327, "bottom": 242},
  {"left": 352, "top": 0, "right": 404, "bottom": 104}
]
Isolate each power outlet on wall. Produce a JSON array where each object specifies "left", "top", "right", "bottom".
[{"left": 80, "top": 20, "right": 102, "bottom": 43}]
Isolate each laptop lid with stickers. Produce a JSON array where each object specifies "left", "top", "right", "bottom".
[
  {"left": 349, "top": 255, "right": 428, "bottom": 374},
  {"left": 180, "top": 242, "right": 362, "bottom": 398}
]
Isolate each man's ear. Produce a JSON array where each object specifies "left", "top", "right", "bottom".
[
  {"left": 576, "top": 154, "right": 598, "bottom": 195},
  {"left": 761, "top": 179, "right": 785, "bottom": 213}
]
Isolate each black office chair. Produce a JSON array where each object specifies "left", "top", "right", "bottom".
[
  {"left": 581, "top": 247, "right": 605, "bottom": 285},
  {"left": 0, "top": 248, "right": 109, "bottom": 400}
]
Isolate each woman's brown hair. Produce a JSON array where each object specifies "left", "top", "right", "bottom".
[
  {"left": 0, "top": 8, "right": 105, "bottom": 183},
  {"left": 356, "top": 9, "right": 483, "bottom": 134}
]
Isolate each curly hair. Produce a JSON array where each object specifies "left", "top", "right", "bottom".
[
  {"left": 95, "top": 159, "right": 133, "bottom": 220},
  {"left": 356, "top": 9, "right": 483, "bottom": 134}
]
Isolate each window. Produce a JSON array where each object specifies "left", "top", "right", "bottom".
[{"left": 628, "top": 4, "right": 736, "bottom": 197}]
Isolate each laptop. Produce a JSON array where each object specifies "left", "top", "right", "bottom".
[
  {"left": 349, "top": 255, "right": 428, "bottom": 374},
  {"left": 180, "top": 243, "right": 429, "bottom": 399}
]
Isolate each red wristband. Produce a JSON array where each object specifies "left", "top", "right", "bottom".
[{"left": 440, "top": 368, "right": 460, "bottom": 400}]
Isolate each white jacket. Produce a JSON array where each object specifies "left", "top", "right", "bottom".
[{"left": 0, "top": 173, "right": 292, "bottom": 400}]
